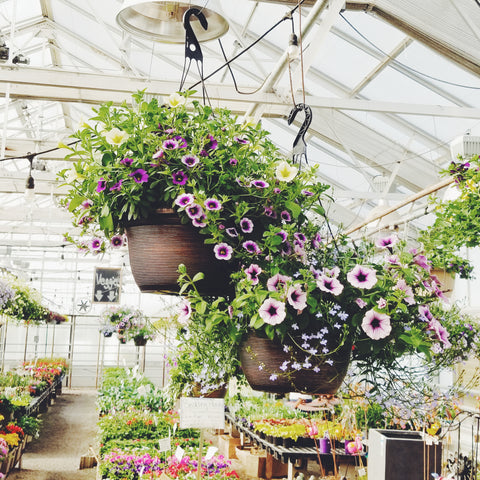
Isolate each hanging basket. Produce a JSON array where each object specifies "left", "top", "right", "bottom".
[
  {"left": 431, "top": 268, "right": 455, "bottom": 299},
  {"left": 134, "top": 336, "right": 148, "bottom": 347},
  {"left": 125, "top": 209, "right": 233, "bottom": 295},
  {"left": 239, "top": 332, "right": 351, "bottom": 395}
]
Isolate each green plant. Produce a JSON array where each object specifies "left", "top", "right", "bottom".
[
  {"left": 17, "top": 415, "right": 42, "bottom": 437},
  {"left": 418, "top": 153, "right": 480, "bottom": 279}
]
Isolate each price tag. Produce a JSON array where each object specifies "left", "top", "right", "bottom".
[
  {"left": 205, "top": 446, "right": 218, "bottom": 460},
  {"left": 158, "top": 437, "right": 171, "bottom": 453},
  {"left": 358, "top": 467, "right": 366, "bottom": 476},
  {"left": 174, "top": 445, "right": 184, "bottom": 461}
]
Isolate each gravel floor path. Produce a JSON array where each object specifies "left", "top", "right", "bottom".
[{"left": 8, "top": 388, "right": 98, "bottom": 480}]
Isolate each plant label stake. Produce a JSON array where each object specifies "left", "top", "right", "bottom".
[
  {"left": 179, "top": 8, "right": 209, "bottom": 103},
  {"left": 287, "top": 103, "right": 312, "bottom": 168}
]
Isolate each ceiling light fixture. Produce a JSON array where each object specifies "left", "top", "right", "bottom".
[{"left": 116, "top": 1, "right": 229, "bottom": 44}]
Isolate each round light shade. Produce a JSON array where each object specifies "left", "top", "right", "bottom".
[{"left": 116, "top": 1, "right": 229, "bottom": 43}]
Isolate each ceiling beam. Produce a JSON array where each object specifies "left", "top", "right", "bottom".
[{"left": 0, "top": 67, "right": 479, "bottom": 118}]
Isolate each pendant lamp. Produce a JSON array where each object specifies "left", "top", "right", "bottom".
[{"left": 116, "top": 1, "right": 229, "bottom": 43}]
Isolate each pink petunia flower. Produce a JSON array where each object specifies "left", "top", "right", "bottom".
[{"left": 361, "top": 309, "right": 392, "bottom": 340}]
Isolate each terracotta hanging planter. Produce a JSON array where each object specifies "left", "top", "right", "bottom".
[
  {"left": 125, "top": 209, "right": 233, "bottom": 295},
  {"left": 239, "top": 332, "right": 351, "bottom": 395}
]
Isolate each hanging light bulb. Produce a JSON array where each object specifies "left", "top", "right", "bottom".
[
  {"left": 24, "top": 155, "right": 35, "bottom": 203},
  {"left": 288, "top": 33, "right": 300, "bottom": 60}
]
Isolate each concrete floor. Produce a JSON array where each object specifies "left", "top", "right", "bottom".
[{"left": 8, "top": 388, "right": 98, "bottom": 480}]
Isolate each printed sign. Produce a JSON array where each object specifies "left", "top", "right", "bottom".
[
  {"left": 179, "top": 397, "right": 225, "bottom": 430},
  {"left": 158, "top": 437, "right": 171, "bottom": 453},
  {"left": 93, "top": 267, "right": 121, "bottom": 303},
  {"left": 174, "top": 445, "right": 184, "bottom": 461}
]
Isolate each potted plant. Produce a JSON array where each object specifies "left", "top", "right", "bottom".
[
  {"left": 59, "top": 90, "right": 476, "bottom": 396},
  {"left": 99, "top": 305, "right": 155, "bottom": 345},
  {"left": 418, "top": 154, "right": 480, "bottom": 280}
]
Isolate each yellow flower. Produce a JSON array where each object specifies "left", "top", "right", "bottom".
[
  {"left": 166, "top": 92, "right": 186, "bottom": 108},
  {"left": 0, "top": 433, "right": 19, "bottom": 447},
  {"left": 465, "top": 179, "right": 476, "bottom": 191},
  {"left": 102, "top": 127, "right": 130, "bottom": 146},
  {"left": 275, "top": 160, "right": 298, "bottom": 183}
]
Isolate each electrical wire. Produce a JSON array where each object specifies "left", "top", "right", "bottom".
[
  {"left": 340, "top": 12, "right": 480, "bottom": 90},
  {"left": 189, "top": 0, "right": 307, "bottom": 90},
  {"left": 0, "top": 140, "right": 79, "bottom": 163}
]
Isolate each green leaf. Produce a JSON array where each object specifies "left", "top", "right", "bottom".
[
  {"left": 285, "top": 201, "right": 302, "bottom": 219},
  {"left": 250, "top": 315, "right": 264, "bottom": 329},
  {"left": 192, "top": 272, "right": 205, "bottom": 283}
]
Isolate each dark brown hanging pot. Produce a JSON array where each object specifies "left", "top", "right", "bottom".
[
  {"left": 239, "top": 331, "right": 351, "bottom": 395},
  {"left": 125, "top": 209, "right": 233, "bottom": 295}
]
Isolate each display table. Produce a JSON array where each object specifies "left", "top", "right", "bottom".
[{"left": 225, "top": 412, "right": 365, "bottom": 480}]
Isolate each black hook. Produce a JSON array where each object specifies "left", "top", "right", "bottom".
[
  {"left": 179, "top": 8, "right": 209, "bottom": 102},
  {"left": 287, "top": 103, "right": 312, "bottom": 166}
]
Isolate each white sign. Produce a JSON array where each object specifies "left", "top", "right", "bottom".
[
  {"left": 205, "top": 446, "right": 218, "bottom": 460},
  {"left": 174, "top": 445, "right": 184, "bottom": 461},
  {"left": 179, "top": 397, "right": 225, "bottom": 430},
  {"left": 158, "top": 437, "right": 171, "bottom": 453}
]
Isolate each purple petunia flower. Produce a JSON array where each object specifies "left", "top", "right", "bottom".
[
  {"left": 174, "top": 135, "right": 187, "bottom": 148},
  {"left": 90, "top": 238, "right": 102, "bottom": 250},
  {"left": 185, "top": 203, "right": 204, "bottom": 219},
  {"left": 129, "top": 169, "right": 149, "bottom": 183},
  {"left": 375, "top": 234, "right": 399, "bottom": 249},
  {"left": 110, "top": 235, "right": 124, "bottom": 248},
  {"left": 414, "top": 254, "right": 431, "bottom": 271},
  {"left": 239, "top": 217, "right": 254, "bottom": 233},
  {"left": 317, "top": 275, "right": 344, "bottom": 296},
  {"left": 294, "top": 232, "right": 307, "bottom": 245},
  {"left": 276, "top": 230, "right": 288, "bottom": 243},
  {"left": 302, "top": 189, "right": 314, "bottom": 196},
  {"left": 226, "top": 227, "right": 238, "bottom": 238},
  {"left": 259, "top": 298, "right": 286, "bottom": 325},
  {"left": 281, "top": 210, "right": 291, "bottom": 222},
  {"left": 245, "top": 264, "right": 262, "bottom": 285},
  {"left": 312, "top": 232, "right": 322, "bottom": 249},
  {"left": 361, "top": 309, "right": 392, "bottom": 340},
  {"left": 175, "top": 193, "right": 195, "bottom": 208},
  {"left": 163, "top": 138, "right": 180, "bottom": 150},
  {"left": 280, "top": 241, "right": 292, "bottom": 256},
  {"left": 172, "top": 171, "right": 188, "bottom": 185},
  {"left": 274, "top": 187, "right": 281, "bottom": 194},
  {"left": 229, "top": 158, "right": 238, "bottom": 165},
  {"left": 242, "top": 240, "right": 261, "bottom": 255},
  {"left": 252, "top": 180, "right": 269, "bottom": 189},
  {"left": 235, "top": 137, "right": 249, "bottom": 144},
  {"left": 120, "top": 157, "right": 134, "bottom": 166},
  {"left": 347, "top": 265, "right": 378, "bottom": 289},
  {"left": 178, "top": 299, "right": 191, "bottom": 324},
  {"left": 287, "top": 284, "right": 307, "bottom": 311},
  {"left": 96, "top": 178, "right": 107, "bottom": 192},
  {"left": 109, "top": 179, "right": 123, "bottom": 191},
  {"left": 264, "top": 206, "right": 277, "bottom": 218},
  {"left": 81, "top": 200, "right": 92, "bottom": 209},
  {"left": 181, "top": 154, "right": 199, "bottom": 168},
  {"left": 205, "top": 134, "right": 218, "bottom": 151},
  {"left": 267, "top": 273, "right": 291, "bottom": 292},
  {"left": 204, "top": 198, "right": 222, "bottom": 211},
  {"left": 192, "top": 214, "right": 207, "bottom": 228},
  {"left": 214, "top": 243, "right": 233, "bottom": 260},
  {"left": 152, "top": 150, "right": 164, "bottom": 160}
]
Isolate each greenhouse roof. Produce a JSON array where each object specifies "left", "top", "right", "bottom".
[{"left": 0, "top": 0, "right": 479, "bottom": 312}]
